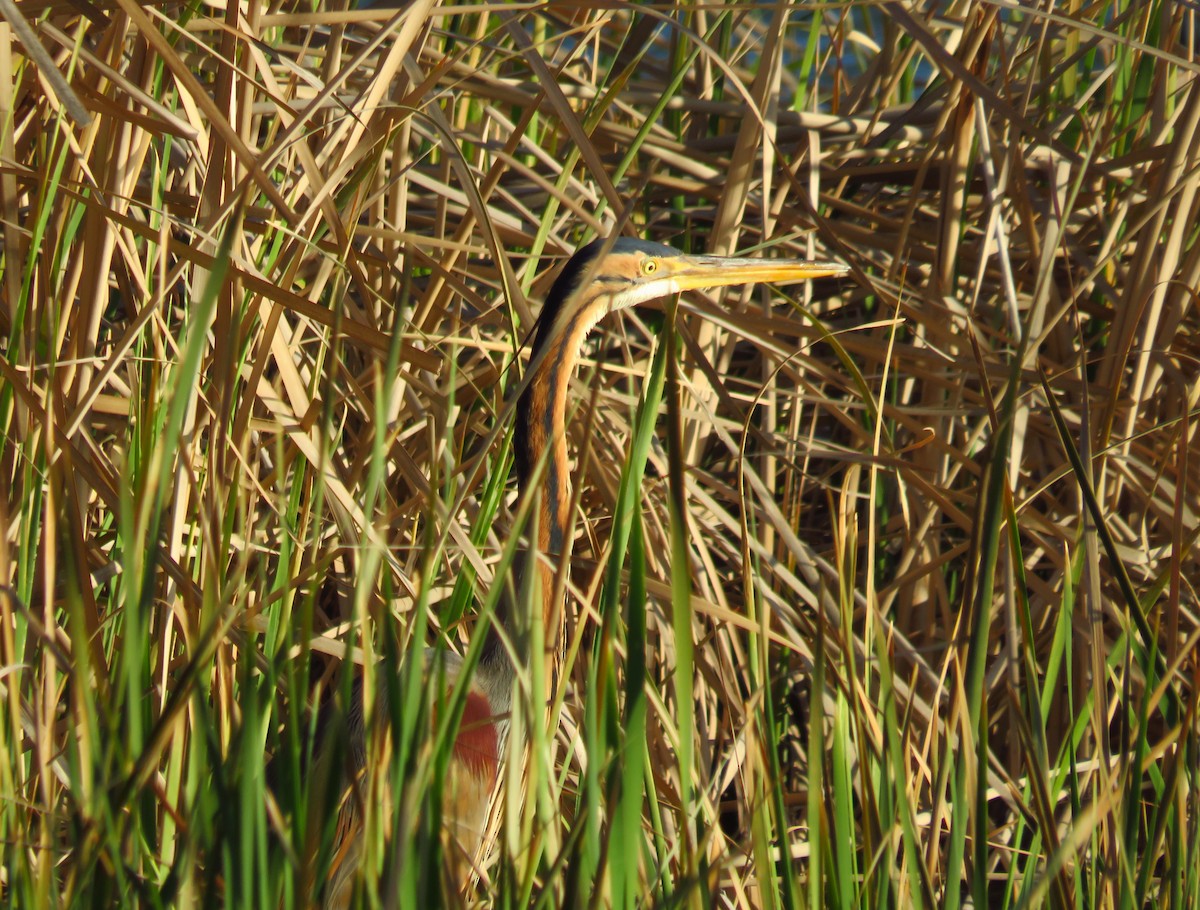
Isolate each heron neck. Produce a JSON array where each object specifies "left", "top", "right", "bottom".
[{"left": 483, "top": 305, "right": 595, "bottom": 672}]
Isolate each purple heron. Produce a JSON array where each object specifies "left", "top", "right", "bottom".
[{"left": 323, "top": 236, "right": 847, "bottom": 905}]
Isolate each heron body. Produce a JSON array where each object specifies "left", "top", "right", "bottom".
[{"left": 324, "top": 237, "right": 846, "bottom": 905}]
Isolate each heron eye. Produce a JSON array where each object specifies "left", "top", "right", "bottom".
[{"left": 642, "top": 259, "right": 658, "bottom": 275}]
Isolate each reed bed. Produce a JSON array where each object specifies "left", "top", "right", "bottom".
[{"left": 1, "top": 2, "right": 1197, "bottom": 907}]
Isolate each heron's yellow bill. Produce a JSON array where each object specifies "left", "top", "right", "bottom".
[{"left": 667, "top": 255, "right": 848, "bottom": 292}]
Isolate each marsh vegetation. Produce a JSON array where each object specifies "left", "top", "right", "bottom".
[{"left": 1, "top": 2, "right": 1197, "bottom": 907}]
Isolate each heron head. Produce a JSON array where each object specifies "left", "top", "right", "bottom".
[{"left": 541, "top": 236, "right": 847, "bottom": 336}]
